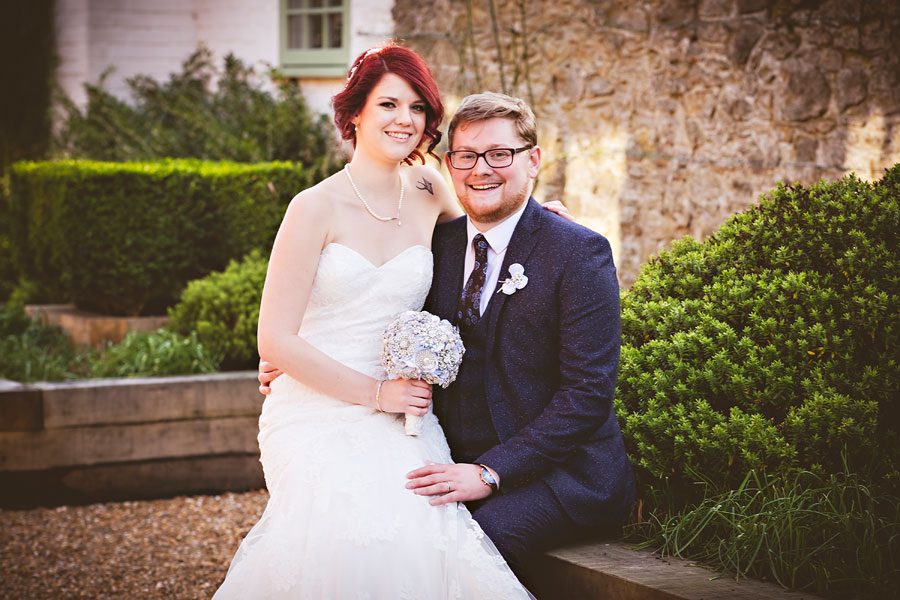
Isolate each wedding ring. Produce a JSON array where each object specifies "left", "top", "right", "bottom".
[{"left": 446, "top": 481, "right": 452, "bottom": 493}]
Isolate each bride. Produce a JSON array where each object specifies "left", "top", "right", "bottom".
[{"left": 212, "top": 44, "right": 550, "bottom": 598}]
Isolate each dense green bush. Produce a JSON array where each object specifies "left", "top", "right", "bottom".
[
  {"left": 617, "top": 165, "right": 900, "bottom": 501},
  {"left": 53, "top": 46, "right": 341, "bottom": 179},
  {"left": 0, "top": 178, "right": 17, "bottom": 303},
  {"left": 90, "top": 329, "right": 219, "bottom": 378},
  {"left": 167, "top": 249, "right": 268, "bottom": 370},
  {"left": 7, "top": 159, "right": 312, "bottom": 315}
]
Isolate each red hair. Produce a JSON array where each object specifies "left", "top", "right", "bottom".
[{"left": 333, "top": 43, "right": 444, "bottom": 164}]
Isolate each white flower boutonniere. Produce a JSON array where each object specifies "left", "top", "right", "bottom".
[{"left": 498, "top": 263, "right": 528, "bottom": 295}]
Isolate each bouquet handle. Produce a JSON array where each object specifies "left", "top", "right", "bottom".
[{"left": 404, "top": 405, "right": 431, "bottom": 436}]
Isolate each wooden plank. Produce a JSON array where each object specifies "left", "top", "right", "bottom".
[
  {"left": 0, "top": 416, "right": 260, "bottom": 471},
  {"left": 0, "top": 455, "right": 265, "bottom": 509},
  {"left": 528, "top": 541, "right": 826, "bottom": 600},
  {"left": 0, "top": 382, "right": 43, "bottom": 431},
  {"left": 36, "top": 372, "right": 260, "bottom": 428}
]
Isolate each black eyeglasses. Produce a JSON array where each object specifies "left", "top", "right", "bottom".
[{"left": 446, "top": 146, "right": 533, "bottom": 169}]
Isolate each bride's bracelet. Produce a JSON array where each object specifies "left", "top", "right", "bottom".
[{"left": 375, "top": 379, "right": 385, "bottom": 412}]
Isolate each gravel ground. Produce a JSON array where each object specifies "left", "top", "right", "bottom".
[{"left": 0, "top": 490, "right": 269, "bottom": 599}]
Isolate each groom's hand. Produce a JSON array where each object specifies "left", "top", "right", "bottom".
[
  {"left": 257, "top": 359, "right": 283, "bottom": 395},
  {"left": 406, "top": 463, "right": 492, "bottom": 506}
]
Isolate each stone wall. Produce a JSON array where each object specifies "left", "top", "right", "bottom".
[{"left": 393, "top": 0, "right": 900, "bottom": 286}]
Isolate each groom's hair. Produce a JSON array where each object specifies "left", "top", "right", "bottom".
[{"left": 447, "top": 92, "right": 537, "bottom": 149}]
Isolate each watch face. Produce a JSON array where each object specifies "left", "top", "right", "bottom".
[{"left": 481, "top": 467, "right": 497, "bottom": 489}]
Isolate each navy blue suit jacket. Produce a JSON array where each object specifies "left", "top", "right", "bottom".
[{"left": 425, "top": 197, "right": 635, "bottom": 526}]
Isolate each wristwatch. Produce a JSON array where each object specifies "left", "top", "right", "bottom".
[{"left": 478, "top": 464, "right": 499, "bottom": 493}]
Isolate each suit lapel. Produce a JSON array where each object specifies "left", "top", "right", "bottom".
[
  {"left": 483, "top": 197, "right": 543, "bottom": 356},
  {"left": 433, "top": 219, "right": 468, "bottom": 323}
]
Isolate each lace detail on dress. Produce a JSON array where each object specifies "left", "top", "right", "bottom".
[{"left": 213, "top": 243, "right": 533, "bottom": 599}]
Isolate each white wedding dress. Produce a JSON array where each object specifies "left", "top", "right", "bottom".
[{"left": 213, "top": 243, "right": 533, "bottom": 599}]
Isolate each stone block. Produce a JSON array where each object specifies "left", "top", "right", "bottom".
[
  {"left": 792, "top": 133, "right": 819, "bottom": 163},
  {"left": 837, "top": 66, "right": 869, "bottom": 111},
  {"left": 0, "top": 416, "right": 260, "bottom": 471},
  {"left": 699, "top": 0, "right": 732, "bottom": 19},
  {"left": 737, "top": 0, "right": 768, "bottom": 13},
  {"left": 729, "top": 23, "right": 764, "bottom": 65},
  {"left": 780, "top": 61, "right": 831, "bottom": 121}
]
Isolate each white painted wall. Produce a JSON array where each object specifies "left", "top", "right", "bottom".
[{"left": 54, "top": 0, "right": 394, "bottom": 119}]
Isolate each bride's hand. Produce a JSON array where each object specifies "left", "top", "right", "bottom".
[
  {"left": 258, "top": 359, "right": 283, "bottom": 395},
  {"left": 543, "top": 200, "right": 575, "bottom": 222},
  {"left": 377, "top": 379, "right": 432, "bottom": 415}
]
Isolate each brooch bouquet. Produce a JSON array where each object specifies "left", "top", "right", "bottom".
[{"left": 381, "top": 310, "right": 465, "bottom": 435}]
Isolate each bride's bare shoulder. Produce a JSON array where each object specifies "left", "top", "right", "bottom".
[{"left": 285, "top": 171, "right": 347, "bottom": 220}]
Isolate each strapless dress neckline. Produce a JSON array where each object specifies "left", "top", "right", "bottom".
[{"left": 322, "top": 242, "right": 431, "bottom": 270}]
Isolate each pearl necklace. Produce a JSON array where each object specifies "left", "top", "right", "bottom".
[{"left": 344, "top": 164, "right": 403, "bottom": 226}]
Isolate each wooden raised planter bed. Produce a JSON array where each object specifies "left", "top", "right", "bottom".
[
  {"left": 0, "top": 372, "right": 263, "bottom": 509},
  {"left": 24, "top": 304, "right": 170, "bottom": 348}
]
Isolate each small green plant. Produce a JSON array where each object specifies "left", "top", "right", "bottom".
[
  {"left": 0, "top": 303, "right": 219, "bottom": 381},
  {"left": 629, "top": 464, "right": 900, "bottom": 599},
  {"left": 0, "top": 303, "right": 88, "bottom": 382},
  {"left": 167, "top": 249, "right": 268, "bottom": 370},
  {"left": 90, "top": 329, "right": 219, "bottom": 378}
]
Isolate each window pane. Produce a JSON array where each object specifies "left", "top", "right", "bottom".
[
  {"left": 308, "top": 0, "right": 323, "bottom": 7},
  {"left": 327, "top": 0, "right": 342, "bottom": 6},
  {"left": 288, "top": 15, "right": 304, "bottom": 48},
  {"left": 288, "top": 0, "right": 304, "bottom": 8},
  {"left": 309, "top": 14, "right": 323, "bottom": 48},
  {"left": 327, "top": 13, "right": 342, "bottom": 48}
]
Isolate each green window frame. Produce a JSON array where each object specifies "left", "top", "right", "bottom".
[{"left": 279, "top": 0, "right": 350, "bottom": 78}]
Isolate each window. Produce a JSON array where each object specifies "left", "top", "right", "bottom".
[{"left": 280, "top": 0, "right": 349, "bottom": 77}]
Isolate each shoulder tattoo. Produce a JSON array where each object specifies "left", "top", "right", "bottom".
[{"left": 416, "top": 177, "right": 434, "bottom": 195}]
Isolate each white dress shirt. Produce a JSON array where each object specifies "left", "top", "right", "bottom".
[{"left": 462, "top": 200, "right": 529, "bottom": 317}]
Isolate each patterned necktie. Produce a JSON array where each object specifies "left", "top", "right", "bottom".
[{"left": 457, "top": 233, "right": 490, "bottom": 334}]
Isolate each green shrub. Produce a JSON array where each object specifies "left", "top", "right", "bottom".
[
  {"left": 0, "top": 177, "right": 16, "bottom": 303},
  {"left": 7, "top": 159, "right": 312, "bottom": 315},
  {"left": 167, "top": 249, "right": 267, "bottom": 370},
  {"left": 618, "top": 165, "right": 900, "bottom": 501},
  {"left": 0, "top": 303, "right": 88, "bottom": 382},
  {"left": 90, "top": 329, "right": 219, "bottom": 378},
  {"left": 52, "top": 46, "right": 341, "bottom": 179}
]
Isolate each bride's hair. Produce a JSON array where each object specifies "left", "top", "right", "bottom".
[{"left": 333, "top": 43, "right": 444, "bottom": 164}]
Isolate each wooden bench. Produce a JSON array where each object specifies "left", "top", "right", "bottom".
[{"left": 526, "top": 540, "right": 825, "bottom": 600}]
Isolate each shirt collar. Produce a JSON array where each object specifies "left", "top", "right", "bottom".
[{"left": 465, "top": 199, "right": 529, "bottom": 254}]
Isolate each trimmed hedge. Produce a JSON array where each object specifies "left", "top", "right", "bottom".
[
  {"left": 618, "top": 165, "right": 900, "bottom": 502},
  {"left": 6, "top": 159, "right": 314, "bottom": 315},
  {"left": 167, "top": 249, "right": 267, "bottom": 370}
]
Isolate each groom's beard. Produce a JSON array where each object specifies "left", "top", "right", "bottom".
[{"left": 458, "top": 182, "right": 529, "bottom": 226}]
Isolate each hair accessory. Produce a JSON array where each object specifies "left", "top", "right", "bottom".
[
  {"left": 345, "top": 164, "right": 403, "bottom": 226},
  {"left": 346, "top": 47, "right": 384, "bottom": 82}
]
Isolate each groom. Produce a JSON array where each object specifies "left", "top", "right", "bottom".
[{"left": 404, "top": 92, "right": 634, "bottom": 570}]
